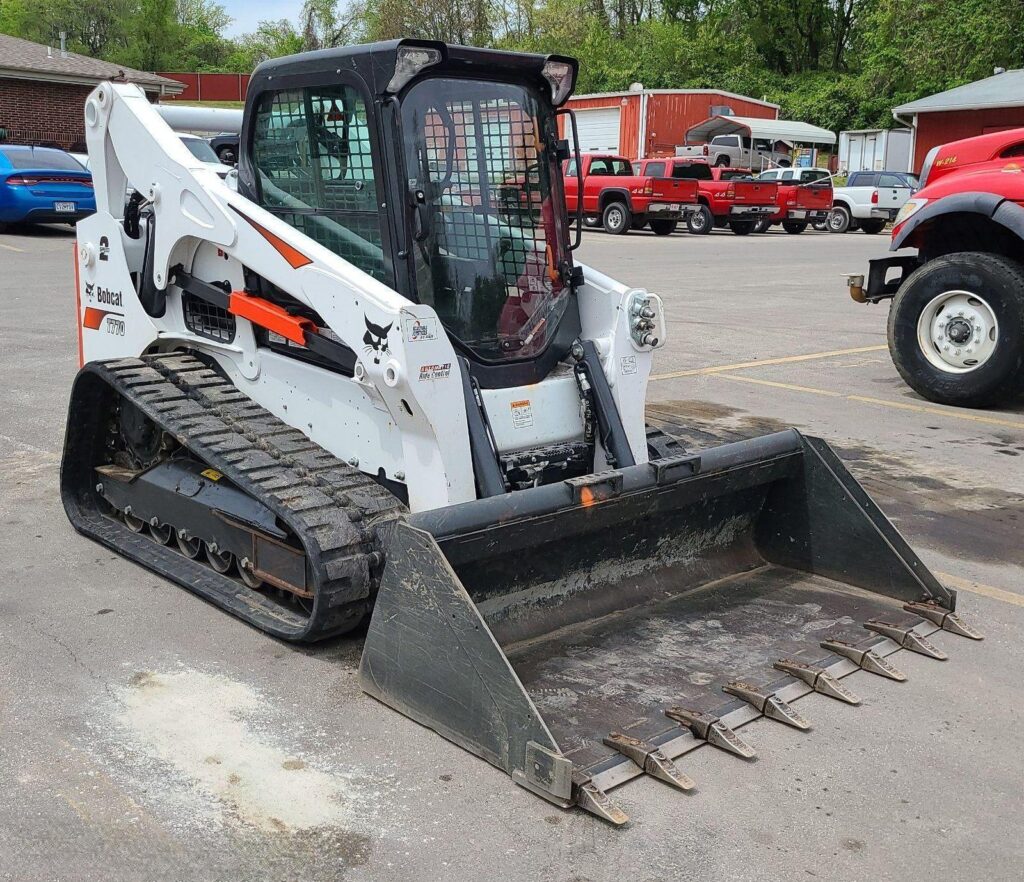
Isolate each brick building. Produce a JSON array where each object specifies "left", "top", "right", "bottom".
[{"left": 0, "top": 34, "right": 182, "bottom": 151}]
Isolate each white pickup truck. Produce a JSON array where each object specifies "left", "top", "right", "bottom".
[
  {"left": 676, "top": 134, "right": 791, "bottom": 169},
  {"left": 827, "top": 170, "right": 917, "bottom": 234}
]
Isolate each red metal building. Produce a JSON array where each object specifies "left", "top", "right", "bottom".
[
  {"left": 157, "top": 72, "right": 251, "bottom": 103},
  {"left": 564, "top": 88, "right": 779, "bottom": 161},
  {"left": 893, "top": 69, "right": 1024, "bottom": 172}
]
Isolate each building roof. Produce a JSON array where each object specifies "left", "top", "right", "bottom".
[
  {"left": 686, "top": 115, "right": 836, "bottom": 145},
  {"left": 893, "top": 70, "right": 1024, "bottom": 115},
  {"left": 0, "top": 33, "right": 182, "bottom": 94},
  {"left": 570, "top": 89, "right": 780, "bottom": 111}
]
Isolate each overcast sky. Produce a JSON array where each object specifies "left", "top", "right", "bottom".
[{"left": 220, "top": 0, "right": 306, "bottom": 38}]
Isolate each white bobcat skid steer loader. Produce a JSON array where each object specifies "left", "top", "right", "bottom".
[{"left": 63, "top": 41, "right": 981, "bottom": 824}]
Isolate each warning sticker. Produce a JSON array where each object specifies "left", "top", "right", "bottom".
[
  {"left": 201, "top": 468, "right": 223, "bottom": 482},
  {"left": 405, "top": 316, "right": 439, "bottom": 343},
  {"left": 418, "top": 362, "right": 452, "bottom": 381},
  {"left": 620, "top": 355, "right": 637, "bottom": 375},
  {"left": 510, "top": 399, "right": 534, "bottom": 429}
]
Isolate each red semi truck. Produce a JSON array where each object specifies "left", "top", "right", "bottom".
[
  {"left": 563, "top": 153, "right": 698, "bottom": 235},
  {"left": 848, "top": 128, "right": 1024, "bottom": 408},
  {"left": 636, "top": 159, "right": 778, "bottom": 235}
]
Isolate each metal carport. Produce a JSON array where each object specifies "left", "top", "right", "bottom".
[{"left": 685, "top": 115, "right": 837, "bottom": 146}]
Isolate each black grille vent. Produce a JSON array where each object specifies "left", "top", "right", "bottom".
[{"left": 183, "top": 292, "right": 235, "bottom": 343}]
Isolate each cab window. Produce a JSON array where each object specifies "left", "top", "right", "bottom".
[
  {"left": 671, "top": 163, "right": 713, "bottom": 181},
  {"left": 252, "top": 85, "right": 390, "bottom": 284},
  {"left": 780, "top": 170, "right": 794, "bottom": 181},
  {"left": 758, "top": 170, "right": 779, "bottom": 181},
  {"left": 879, "top": 173, "right": 905, "bottom": 188},
  {"left": 644, "top": 161, "right": 666, "bottom": 177}
]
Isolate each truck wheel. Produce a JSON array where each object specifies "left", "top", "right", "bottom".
[
  {"left": 753, "top": 218, "right": 772, "bottom": 233},
  {"left": 714, "top": 155, "right": 730, "bottom": 167},
  {"left": 888, "top": 252, "right": 1024, "bottom": 407},
  {"left": 686, "top": 205, "right": 713, "bottom": 235},
  {"left": 649, "top": 219, "right": 677, "bottom": 236},
  {"left": 602, "top": 201, "right": 631, "bottom": 235},
  {"left": 827, "top": 206, "right": 851, "bottom": 233},
  {"left": 583, "top": 216, "right": 600, "bottom": 228},
  {"left": 729, "top": 220, "right": 755, "bottom": 236},
  {"left": 782, "top": 222, "right": 808, "bottom": 234},
  {"left": 860, "top": 219, "right": 887, "bottom": 234}
]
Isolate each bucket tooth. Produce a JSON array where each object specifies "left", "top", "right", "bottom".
[
  {"left": 774, "top": 658, "right": 861, "bottom": 705},
  {"left": 864, "top": 619, "right": 948, "bottom": 660},
  {"left": 603, "top": 732, "right": 696, "bottom": 791},
  {"left": 572, "top": 774, "right": 629, "bottom": 825},
  {"left": 723, "top": 680, "right": 811, "bottom": 730},
  {"left": 904, "top": 601, "right": 984, "bottom": 640},
  {"left": 821, "top": 639, "right": 908, "bottom": 681},
  {"left": 664, "top": 707, "right": 757, "bottom": 759}
]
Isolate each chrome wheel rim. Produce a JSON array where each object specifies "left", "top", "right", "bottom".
[
  {"left": 606, "top": 206, "right": 624, "bottom": 230},
  {"left": 916, "top": 290, "right": 999, "bottom": 373}
]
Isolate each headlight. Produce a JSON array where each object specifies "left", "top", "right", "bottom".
[{"left": 894, "top": 198, "right": 928, "bottom": 226}]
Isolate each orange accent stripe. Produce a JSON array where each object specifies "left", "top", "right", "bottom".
[
  {"left": 231, "top": 206, "right": 313, "bottom": 269},
  {"left": 73, "top": 242, "right": 84, "bottom": 367},
  {"left": 83, "top": 307, "right": 114, "bottom": 330},
  {"left": 228, "top": 291, "right": 314, "bottom": 345}
]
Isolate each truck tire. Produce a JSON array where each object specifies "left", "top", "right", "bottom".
[
  {"left": 729, "top": 220, "right": 755, "bottom": 236},
  {"left": 602, "top": 201, "right": 631, "bottom": 235},
  {"left": 782, "top": 222, "right": 808, "bottom": 234},
  {"left": 860, "top": 219, "right": 887, "bottom": 234},
  {"left": 887, "top": 252, "right": 1024, "bottom": 407},
  {"left": 649, "top": 219, "right": 677, "bottom": 236},
  {"left": 827, "top": 205, "right": 851, "bottom": 233},
  {"left": 754, "top": 217, "right": 773, "bottom": 233},
  {"left": 686, "top": 204, "right": 713, "bottom": 235},
  {"left": 714, "top": 155, "right": 730, "bottom": 167}
]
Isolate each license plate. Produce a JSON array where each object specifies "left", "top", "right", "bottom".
[
  {"left": 54, "top": 201, "right": 76, "bottom": 213},
  {"left": 790, "top": 209, "right": 807, "bottom": 219},
  {"left": 668, "top": 204, "right": 680, "bottom": 211}
]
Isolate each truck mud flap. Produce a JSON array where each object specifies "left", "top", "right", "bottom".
[{"left": 359, "top": 430, "right": 982, "bottom": 822}]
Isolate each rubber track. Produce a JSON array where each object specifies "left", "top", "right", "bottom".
[{"left": 62, "top": 353, "right": 405, "bottom": 641}]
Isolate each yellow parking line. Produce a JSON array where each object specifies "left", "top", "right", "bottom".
[
  {"left": 710, "top": 372, "right": 1024, "bottom": 430},
  {"left": 936, "top": 572, "right": 1024, "bottom": 608},
  {"left": 0, "top": 241, "right": 25, "bottom": 253},
  {"left": 716, "top": 373, "right": 844, "bottom": 397},
  {"left": 848, "top": 395, "right": 1024, "bottom": 430},
  {"left": 650, "top": 344, "right": 887, "bottom": 380}
]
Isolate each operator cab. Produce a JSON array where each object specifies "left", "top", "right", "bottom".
[{"left": 237, "top": 41, "right": 580, "bottom": 387}]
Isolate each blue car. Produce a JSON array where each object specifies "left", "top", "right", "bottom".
[{"left": 0, "top": 145, "right": 96, "bottom": 230}]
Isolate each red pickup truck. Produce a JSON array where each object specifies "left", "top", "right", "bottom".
[
  {"left": 563, "top": 153, "right": 698, "bottom": 235},
  {"left": 636, "top": 159, "right": 778, "bottom": 235},
  {"left": 754, "top": 167, "right": 833, "bottom": 234}
]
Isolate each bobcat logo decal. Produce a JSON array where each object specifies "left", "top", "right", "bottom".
[
  {"left": 363, "top": 316, "right": 393, "bottom": 365},
  {"left": 84, "top": 281, "right": 95, "bottom": 302}
]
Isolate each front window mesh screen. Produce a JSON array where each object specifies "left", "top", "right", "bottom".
[
  {"left": 252, "top": 86, "right": 389, "bottom": 284},
  {"left": 401, "top": 78, "right": 570, "bottom": 361}
]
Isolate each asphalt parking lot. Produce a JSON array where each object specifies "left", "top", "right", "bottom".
[{"left": 1, "top": 222, "right": 1022, "bottom": 882}]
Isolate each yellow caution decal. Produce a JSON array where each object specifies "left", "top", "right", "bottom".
[{"left": 201, "top": 468, "right": 224, "bottom": 482}]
